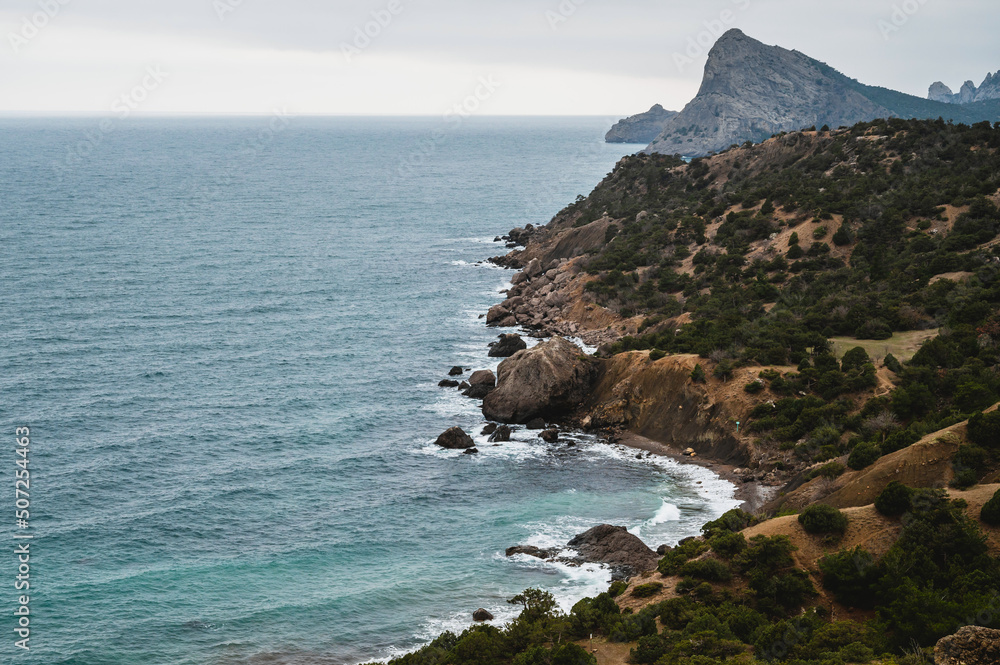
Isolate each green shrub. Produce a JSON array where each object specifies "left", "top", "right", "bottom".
[
  {"left": 874, "top": 481, "right": 914, "bottom": 517},
  {"left": 832, "top": 225, "right": 852, "bottom": 246},
  {"left": 658, "top": 538, "right": 708, "bottom": 576},
  {"left": 968, "top": 411, "right": 1000, "bottom": 449},
  {"left": 679, "top": 558, "right": 733, "bottom": 582},
  {"left": 848, "top": 441, "right": 881, "bottom": 470},
  {"left": 884, "top": 353, "right": 902, "bottom": 373},
  {"left": 819, "top": 547, "right": 880, "bottom": 608},
  {"left": 805, "top": 461, "right": 846, "bottom": 481},
  {"left": 702, "top": 509, "right": 755, "bottom": 539},
  {"left": 607, "top": 580, "right": 627, "bottom": 598},
  {"left": 798, "top": 504, "right": 849, "bottom": 536},
  {"left": 982, "top": 489, "right": 1000, "bottom": 526},
  {"left": 812, "top": 226, "right": 828, "bottom": 239},
  {"left": 952, "top": 444, "right": 988, "bottom": 489},
  {"left": 744, "top": 380, "right": 765, "bottom": 394},
  {"left": 690, "top": 364, "right": 707, "bottom": 383},
  {"left": 788, "top": 232, "right": 800, "bottom": 246},
  {"left": 648, "top": 349, "right": 666, "bottom": 362},
  {"left": 708, "top": 531, "right": 747, "bottom": 559},
  {"left": 630, "top": 582, "right": 663, "bottom": 598}
]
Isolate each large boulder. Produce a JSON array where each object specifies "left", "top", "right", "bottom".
[
  {"left": 505, "top": 545, "right": 556, "bottom": 559},
  {"left": 488, "top": 425, "right": 511, "bottom": 443},
  {"left": 566, "top": 525, "right": 659, "bottom": 577},
  {"left": 936, "top": 626, "right": 1000, "bottom": 665},
  {"left": 472, "top": 608, "right": 494, "bottom": 622},
  {"left": 434, "top": 427, "right": 476, "bottom": 450},
  {"left": 489, "top": 333, "right": 528, "bottom": 358},
  {"left": 482, "top": 337, "right": 596, "bottom": 424}
]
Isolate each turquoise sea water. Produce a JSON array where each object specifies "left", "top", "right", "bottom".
[{"left": 0, "top": 116, "right": 739, "bottom": 665}]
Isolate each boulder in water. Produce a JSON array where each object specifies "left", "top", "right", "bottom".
[{"left": 434, "top": 427, "right": 476, "bottom": 450}]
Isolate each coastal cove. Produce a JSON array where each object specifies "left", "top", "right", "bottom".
[{"left": 0, "top": 116, "right": 742, "bottom": 665}]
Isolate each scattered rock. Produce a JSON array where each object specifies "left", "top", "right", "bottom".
[
  {"left": 472, "top": 609, "right": 494, "bottom": 622},
  {"left": 488, "top": 333, "right": 528, "bottom": 358},
  {"left": 449, "top": 366, "right": 465, "bottom": 376},
  {"left": 540, "top": 429, "right": 559, "bottom": 443},
  {"left": 486, "top": 305, "right": 511, "bottom": 326},
  {"left": 464, "top": 448, "right": 479, "bottom": 455},
  {"left": 464, "top": 370, "right": 497, "bottom": 399},
  {"left": 434, "top": 427, "right": 476, "bottom": 450},
  {"left": 683, "top": 448, "right": 697, "bottom": 457},
  {"left": 526, "top": 418, "right": 546, "bottom": 430},
  {"left": 656, "top": 544, "right": 673, "bottom": 556},
  {"left": 935, "top": 626, "right": 1000, "bottom": 665},
  {"left": 505, "top": 545, "right": 556, "bottom": 559},
  {"left": 482, "top": 423, "right": 498, "bottom": 436},
  {"left": 524, "top": 258, "right": 543, "bottom": 278},
  {"left": 459, "top": 381, "right": 471, "bottom": 390},
  {"left": 488, "top": 425, "right": 511, "bottom": 443},
  {"left": 566, "top": 525, "right": 660, "bottom": 577},
  {"left": 438, "top": 380, "right": 460, "bottom": 388}
]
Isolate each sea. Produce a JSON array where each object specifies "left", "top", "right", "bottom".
[{"left": 0, "top": 116, "right": 740, "bottom": 665}]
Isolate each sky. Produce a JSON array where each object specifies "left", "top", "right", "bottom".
[{"left": 0, "top": 0, "right": 998, "bottom": 116}]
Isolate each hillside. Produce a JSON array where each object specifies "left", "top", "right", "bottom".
[
  {"left": 380, "top": 119, "right": 1000, "bottom": 665},
  {"left": 639, "top": 29, "right": 1000, "bottom": 157}
]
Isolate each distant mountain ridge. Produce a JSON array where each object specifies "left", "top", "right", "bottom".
[
  {"left": 929, "top": 71, "right": 1000, "bottom": 104},
  {"left": 618, "top": 29, "right": 1000, "bottom": 157}
]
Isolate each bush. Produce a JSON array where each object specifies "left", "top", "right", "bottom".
[
  {"left": 952, "top": 444, "right": 989, "bottom": 489},
  {"left": 875, "top": 481, "right": 914, "bottom": 517},
  {"left": 658, "top": 538, "right": 709, "bottom": 576},
  {"left": 798, "top": 504, "right": 849, "bottom": 536},
  {"left": 607, "top": 580, "right": 627, "bottom": 597},
  {"left": 884, "top": 353, "right": 902, "bottom": 373},
  {"left": 968, "top": 411, "right": 1000, "bottom": 449},
  {"left": 690, "top": 364, "right": 707, "bottom": 383},
  {"left": 982, "top": 489, "right": 1000, "bottom": 526},
  {"left": 630, "top": 582, "right": 663, "bottom": 598},
  {"left": 708, "top": 531, "right": 747, "bottom": 559},
  {"left": 744, "top": 380, "right": 765, "bottom": 394},
  {"left": 805, "top": 461, "right": 846, "bottom": 481},
  {"left": 702, "top": 509, "right": 755, "bottom": 539},
  {"left": 648, "top": 349, "right": 666, "bottom": 361},
  {"left": 832, "top": 225, "right": 852, "bottom": 246},
  {"left": 819, "top": 547, "right": 879, "bottom": 608},
  {"left": 848, "top": 441, "right": 881, "bottom": 470},
  {"left": 813, "top": 226, "right": 828, "bottom": 239},
  {"left": 679, "top": 558, "right": 733, "bottom": 582}
]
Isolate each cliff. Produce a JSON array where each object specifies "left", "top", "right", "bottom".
[
  {"left": 605, "top": 104, "right": 678, "bottom": 144},
  {"left": 637, "top": 29, "right": 1000, "bottom": 157},
  {"left": 929, "top": 70, "right": 1000, "bottom": 104}
]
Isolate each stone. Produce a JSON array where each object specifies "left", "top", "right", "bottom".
[
  {"left": 524, "top": 258, "right": 543, "bottom": 278},
  {"left": 482, "top": 423, "right": 498, "bottom": 436},
  {"left": 434, "top": 427, "right": 476, "bottom": 450},
  {"left": 449, "top": 366, "right": 465, "bottom": 376},
  {"left": 486, "top": 305, "right": 510, "bottom": 325},
  {"left": 656, "top": 544, "right": 673, "bottom": 556},
  {"left": 482, "top": 337, "right": 597, "bottom": 424},
  {"left": 472, "top": 609, "right": 494, "bottom": 622},
  {"left": 463, "top": 448, "right": 479, "bottom": 455},
  {"left": 505, "top": 545, "right": 556, "bottom": 559},
  {"left": 526, "top": 418, "right": 546, "bottom": 430},
  {"left": 488, "top": 333, "right": 527, "bottom": 358},
  {"left": 935, "top": 626, "right": 1000, "bottom": 665},
  {"left": 540, "top": 429, "right": 559, "bottom": 443},
  {"left": 566, "top": 525, "right": 660, "bottom": 577},
  {"left": 438, "top": 380, "right": 460, "bottom": 388},
  {"left": 488, "top": 425, "right": 512, "bottom": 443}
]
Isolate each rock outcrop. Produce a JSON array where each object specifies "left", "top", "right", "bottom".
[
  {"left": 928, "top": 71, "right": 1000, "bottom": 104},
  {"left": 464, "top": 370, "right": 497, "bottom": 399},
  {"left": 644, "top": 29, "right": 998, "bottom": 158},
  {"left": 935, "top": 626, "right": 1000, "bottom": 665},
  {"left": 434, "top": 427, "right": 476, "bottom": 450},
  {"left": 482, "top": 337, "right": 597, "bottom": 424},
  {"left": 605, "top": 104, "right": 678, "bottom": 144},
  {"left": 566, "top": 524, "right": 659, "bottom": 577},
  {"left": 488, "top": 333, "right": 527, "bottom": 358},
  {"left": 472, "top": 609, "right": 494, "bottom": 622},
  {"left": 488, "top": 425, "right": 511, "bottom": 443},
  {"left": 505, "top": 545, "right": 557, "bottom": 559}
]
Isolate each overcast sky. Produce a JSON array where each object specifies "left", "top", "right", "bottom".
[{"left": 1, "top": 0, "right": 997, "bottom": 116}]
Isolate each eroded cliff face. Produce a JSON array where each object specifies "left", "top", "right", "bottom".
[
  {"left": 645, "top": 29, "right": 890, "bottom": 157},
  {"left": 605, "top": 104, "right": 679, "bottom": 144},
  {"left": 581, "top": 352, "right": 756, "bottom": 466}
]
